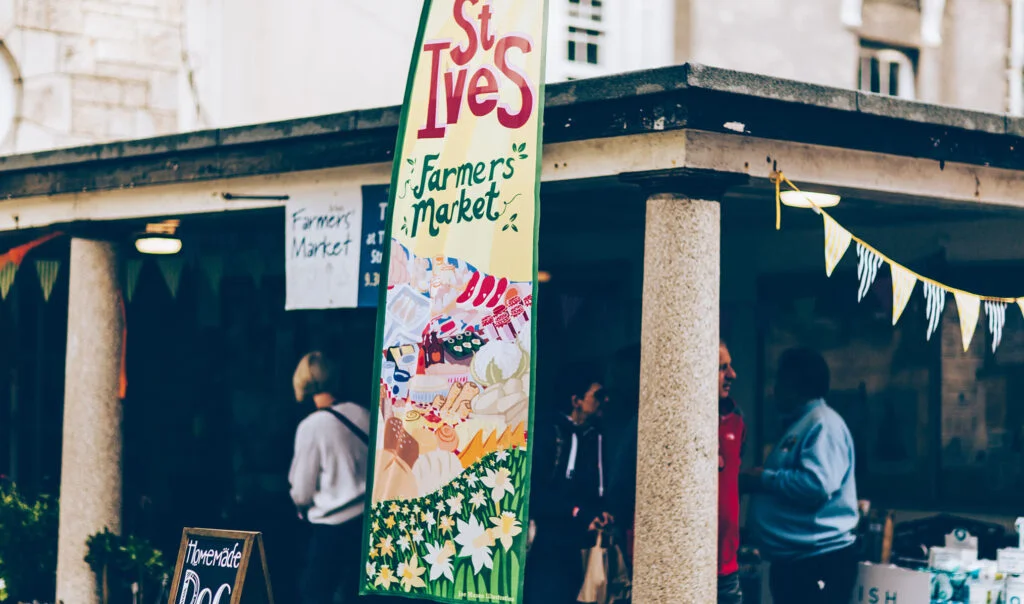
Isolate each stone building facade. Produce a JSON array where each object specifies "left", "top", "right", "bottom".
[
  {"left": 5, "top": 0, "right": 181, "bottom": 154},
  {"left": 1, "top": 0, "right": 1020, "bottom": 150}
]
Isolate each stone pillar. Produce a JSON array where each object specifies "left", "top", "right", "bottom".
[
  {"left": 56, "top": 239, "right": 124, "bottom": 604},
  {"left": 633, "top": 192, "right": 720, "bottom": 603}
]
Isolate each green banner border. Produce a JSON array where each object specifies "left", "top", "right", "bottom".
[{"left": 358, "top": 1, "right": 549, "bottom": 602}]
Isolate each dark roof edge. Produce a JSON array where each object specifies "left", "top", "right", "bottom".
[{"left": 2, "top": 62, "right": 1023, "bottom": 184}]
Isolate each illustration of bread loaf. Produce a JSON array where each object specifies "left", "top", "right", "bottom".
[
  {"left": 383, "top": 417, "right": 420, "bottom": 468},
  {"left": 412, "top": 450, "right": 463, "bottom": 497},
  {"left": 373, "top": 450, "right": 417, "bottom": 503}
]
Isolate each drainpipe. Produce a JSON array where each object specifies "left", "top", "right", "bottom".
[{"left": 1011, "top": 0, "right": 1024, "bottom": 115}]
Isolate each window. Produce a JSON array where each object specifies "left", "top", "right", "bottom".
[
  {"left": 568, "top": 0, "right": 603, "bottom": 22},
  {"left": 566, "top": 0, "right": 604, "bottom": 66},
  {"left": 858, "top": 42, "right": 918, "bottom": 100},
  {"left": 567, "top": 27, "right": 601, "bottom": 65}
]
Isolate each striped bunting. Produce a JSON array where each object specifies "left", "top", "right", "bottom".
[
  {"left": 856, "top": 244, "right": 883, "bottom": 302},
  {"left": 923, "top": 283, "right": 946, "bottom": 341},
  {"left": 954, "top": 291, "right": 981, "bottom": 352},
  {"left": 823, "top": 214, "right": 852, "bottom": 277},
  {"left": 890, "top": 264, "right": 917, "bottom": 326},
  {"left": 986, "top": 301, "right": 1007, "bottom": 353}
]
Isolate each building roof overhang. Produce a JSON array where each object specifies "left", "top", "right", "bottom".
[{"left": 2, "top": 63, "right": 1024, "bottom": 203}]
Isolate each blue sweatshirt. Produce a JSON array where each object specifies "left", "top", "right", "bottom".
[{"left": 749, "top": 399, "right": 858, "bottom": 561}]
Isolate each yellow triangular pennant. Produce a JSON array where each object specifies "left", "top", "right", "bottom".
[
  {"left": 823, "top": 214, "right": 852, "bottom": 277},
  {"left": 0, "top": 262, "right": 16, "bottom": 300},
  {"left": 891, "top": 264, "right": 918, "bottom": 326},
  {"left": 954, "top": 291, "right": 981, "bottom": 352},
  {"left": 1017, "top": 298, "right": 1024, "bottom": 321},
  {"left": 35, "top": 260, "right": 60, "bottom": 302}
]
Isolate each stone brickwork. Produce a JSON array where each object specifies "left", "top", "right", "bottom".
[{"left": 8, "top": 0, "right": 180, "bottom": 153}]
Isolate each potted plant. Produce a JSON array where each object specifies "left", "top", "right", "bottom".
[
  {"left": 86, "top": 529, "right": 167, "bottom": 604},
  {"left": 0, "top": 484, "right": 58, "bottom": 602}
]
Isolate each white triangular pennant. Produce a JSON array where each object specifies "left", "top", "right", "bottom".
[
  {"left": 199, "top": 255, "right": 224, "bottom": 298},
  {"left": 855, "top": 244, "right": 883, "bottom": 302},
  {"left": 823, "top": 214, "right": 852, "bottom": 277},
  {"left": 923, "top": 283, "right": 947, "bottom": 341},
  {"left": 890, "top": 264, "right": 918, "bottom": 326},
  {"left": 0, "top": 262, "right": 17, "bottom": 300},
  {"left": 34, "top": 260, "right": 60, "bottom": 302},
  {"left": 985, "top": 301, "right": 1008, "bottom": 354},
  {"left": 157, "top": 257, "right": 184, "bottom": 299},
  {"left": 124, "top": 259, "right": 143, "bottom": 303},
  {"left": 954, "top": 291, "right": 981, "bottom": 352}
]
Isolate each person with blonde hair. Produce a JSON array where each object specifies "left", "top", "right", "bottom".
[{"left": 289, "top": 351, "right": 370, "bottom": 604}]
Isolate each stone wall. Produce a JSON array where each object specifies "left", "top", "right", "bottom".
[
  {"left": 7, "top": 0, "right": 180, "bottom": 154},
  {"left": 683, "top": 0, "right": 1010, "bottom": 113}
]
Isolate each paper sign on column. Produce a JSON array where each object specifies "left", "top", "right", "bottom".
[
  {"left": 1007, "top": 576, "right": 1024, "bottom": 604},
  {"left": 1000, "top": 549, "right": 1024, "bottom": 575},
  {"left": 285, "top": 194, "right": 363, "bottom": 310}
]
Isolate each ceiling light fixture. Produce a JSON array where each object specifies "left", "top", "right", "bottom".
[
  {"left": 135, "top": 219, "right": 182, "bottom": 255},
  {"left": 780, "top": 190, "right": 841, "bottom": 209}
]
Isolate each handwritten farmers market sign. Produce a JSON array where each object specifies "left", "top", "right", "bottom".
[{"left": 361, "top": 1, "right": 547, "bottom": 603}]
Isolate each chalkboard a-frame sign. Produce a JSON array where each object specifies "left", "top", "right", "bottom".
[{"left": 167, "top": 528, "right": 274, "bottom": 604}]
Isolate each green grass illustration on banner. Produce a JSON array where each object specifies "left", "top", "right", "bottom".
[{"left": 365, "top": 450, "right": 527, "bottom": 601}]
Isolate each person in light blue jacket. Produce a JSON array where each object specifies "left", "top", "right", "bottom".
[{"left": 743, "top": 347, "right": 859, "bottom": 604}]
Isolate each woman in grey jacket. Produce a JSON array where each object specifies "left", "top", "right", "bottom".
[{"left": 289, "top": 352, "right": 371, "bottom": 604}]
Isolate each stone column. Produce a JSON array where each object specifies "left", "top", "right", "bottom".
[
  {"left": 56, "top": 239, "right": 124, "bottom": 604},
  {"left": 633, "top": 192, "right": 720, "bottom": 603}
]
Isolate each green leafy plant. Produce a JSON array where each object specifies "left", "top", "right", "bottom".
[
  {"left": 86, "top": 528, "right": 168, "bottom": 604},
  {"left": 0, "top": 485, "right": 58, "bottom": 602}
]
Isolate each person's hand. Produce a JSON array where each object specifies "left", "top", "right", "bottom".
[
  {"left": 739, "top": 467, "right": 764, "bottom": 493},
  {"left": 588, "top": 511, "right": 615, "bottom": 531}
]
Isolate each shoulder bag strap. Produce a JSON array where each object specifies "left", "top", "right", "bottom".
[
  {"left": 322, "top": 407, "right": 369, "bottom": 445},
  {"left": 316, "top": 408, "right": 370, "bottom": 520}
]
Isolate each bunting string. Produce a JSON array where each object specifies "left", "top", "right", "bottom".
[{"left": 776, "top": 172, "right": 1022, "bottom": 353}]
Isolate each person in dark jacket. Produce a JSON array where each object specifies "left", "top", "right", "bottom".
[{"left": 526, "top": 364, "right": 613, "bottom": 603}]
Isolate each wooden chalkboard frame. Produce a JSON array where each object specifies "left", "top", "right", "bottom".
[{"left": 167, "top": 528, "right": 274, "bottom": 604}]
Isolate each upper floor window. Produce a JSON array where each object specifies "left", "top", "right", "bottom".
[
  {"left": 858, "top": 42, "right": 918, "bottom": 100},
  {"left": 568, "top": 0, "right": 603, "bottom": 22},
  {"left": 566, "top": 0, "right": 604, "bottom": 66},
  {"left": 567, "top": 26, "right": 601, "bottom": 65}
]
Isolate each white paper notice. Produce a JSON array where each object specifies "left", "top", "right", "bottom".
[{"left": 285, "top": 194, "right": 363, "bottom": 310}]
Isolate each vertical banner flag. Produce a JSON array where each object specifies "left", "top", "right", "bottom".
[{"left": 361, "top": 1, "right": 547, "bottom": 602}]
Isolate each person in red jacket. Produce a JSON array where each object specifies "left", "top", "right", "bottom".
[{"left": 718, "top": 340, "right": 745, "bottom": 604}]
